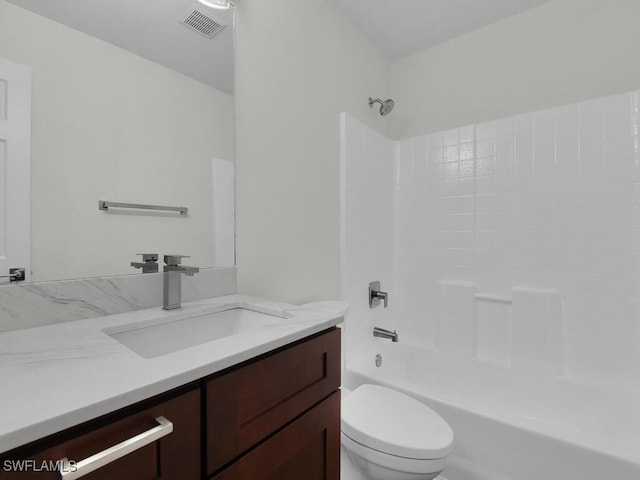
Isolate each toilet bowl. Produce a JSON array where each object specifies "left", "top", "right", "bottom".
[{"left": 341, "top": 384, "right": 454, "bottom": 480}]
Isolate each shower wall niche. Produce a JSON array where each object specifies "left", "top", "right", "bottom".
[{"left": 341, "top": 89, "right": 640, "bottom": 393}]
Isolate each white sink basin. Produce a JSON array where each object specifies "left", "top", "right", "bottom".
[{"left": 104, "top": 307, "right": 287, "bottom": 358}]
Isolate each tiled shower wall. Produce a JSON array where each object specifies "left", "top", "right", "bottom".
[{"left": 341, "top": 89, "right": 640, "bottom": 392}]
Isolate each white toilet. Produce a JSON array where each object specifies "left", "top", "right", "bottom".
[
  {"left": 341, "top": 384, "right": 454, "bottom": 480},
  {"left": 299, "top": 301, "right": 453, "bottom": 479}
]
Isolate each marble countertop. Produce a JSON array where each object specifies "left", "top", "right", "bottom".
[{"left": 0, "top": 294, "right": 342, "bottom": 454}]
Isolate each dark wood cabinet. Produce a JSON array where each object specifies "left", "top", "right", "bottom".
[
  {"left": 206, "top": 327, "right": 340, "bottom": 474},
  {"left": 211, "top": 391, "right": 340, "bottom": 480},
  {"left": 0, "top": 388, "right": 200, "bottom": 480},
  {"left": 0, "top": 328, "right": 340, "bottom": 480}
]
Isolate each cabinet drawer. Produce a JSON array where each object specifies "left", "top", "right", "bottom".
[
  {"left": 0, "top": 389, "right": 200, "bottom": 480},
  {"left": 206, "top": 328, "right": 340, "bottom": 474},
  {"left": 211, "top": 391, "right": 340, "bottom": 480}
]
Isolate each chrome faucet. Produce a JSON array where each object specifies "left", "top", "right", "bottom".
[
  {"left": 373, "top": 327, "right": 398, "bottom": 343},
  {"left": 163, "top": 255, "right": 199, "bottom": 310}
]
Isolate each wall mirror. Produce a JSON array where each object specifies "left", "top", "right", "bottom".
[{"left": 0, "top": 0, "right": 235, "bottom": 283}]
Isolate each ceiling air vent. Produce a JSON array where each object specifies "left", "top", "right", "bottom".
[{"left": 180, "top": 5, "right": 227, "bottom": 39}]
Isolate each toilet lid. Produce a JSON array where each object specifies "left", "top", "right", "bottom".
[{"left": 341, "top": 384, "right": 454, "bottom": 460}]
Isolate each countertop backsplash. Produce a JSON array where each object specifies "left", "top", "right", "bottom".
[{"left": 0, "top": 267, "right": 237, "bottom": 332}]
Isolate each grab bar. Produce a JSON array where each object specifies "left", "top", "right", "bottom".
[{"left": 98, "top": 201, "right": 188, "bottom": 215}]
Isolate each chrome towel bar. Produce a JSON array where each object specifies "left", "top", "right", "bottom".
[{"left": 98, "top": 201, "right": 188, "bottom": 215}]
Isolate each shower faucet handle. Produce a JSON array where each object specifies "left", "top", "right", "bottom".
[
  {"left": 374, "top": 290, "right": 388, "bottom": 308},
  {"left": 369, "top": 281, "right": 389, "bottom": 308}
]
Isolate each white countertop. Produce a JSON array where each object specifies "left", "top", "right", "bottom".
[{"left": 0, "top": 294, "right": 342, "bottom": 454}]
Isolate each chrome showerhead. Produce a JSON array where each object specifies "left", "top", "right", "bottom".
[{"left": 369, "top": 97, "right": 395, "bottom": 116}]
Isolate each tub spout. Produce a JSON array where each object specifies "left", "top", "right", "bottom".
[{"left": 373, "top": 327, "right": 398, "bottom": 343}]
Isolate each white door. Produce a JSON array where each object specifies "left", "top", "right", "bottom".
[{"left": 0, "top": 57, "right": 31, "bottom": 284}]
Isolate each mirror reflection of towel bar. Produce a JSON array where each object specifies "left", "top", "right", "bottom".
[
  {"left": 98, "top": 201, "right": 188, "bottom": 215},
  {"left": 474, "top": 293, "right": 512, "bottom": 304}
]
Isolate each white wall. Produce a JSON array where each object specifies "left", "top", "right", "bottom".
[
  {"left": 391, "top": 0, "right": 640, "bottom": 139},
  {"left": 234, "top": 0, "right": 391, "bottom": 303},
  {"left": 0, "top": 1, "right": 234, "bottom": 281}
]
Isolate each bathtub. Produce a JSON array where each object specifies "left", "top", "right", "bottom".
[{"left": 344, "top": 343, "right": 640, "bottom": 480}]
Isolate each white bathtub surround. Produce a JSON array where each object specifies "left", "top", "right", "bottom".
[
  {"left": 475, "top": 295, "right": 511, "bottom": 366},
  {"left": 0, "top": 294, "right": 342, "bottom": 454},
  {"left": 341, "top": 89, "right": 640, "bottom": 479},
  {"left": 436, "top": 281, "right": 476, "bottom": 356},
  {"left": 340, "top": 114, "right": 395, "bottom": 369},
  {"left": 0, "top": 267, "right": 236, "bottom": 332},
  {"left": 341, "top": 88, "right": 640, "bottom": 392},
  {"left": 473, "top": 287, "right": 564, "bottom": 375},
  {"left": 510, "top": 288, "right": 564, "bottom": 376}
]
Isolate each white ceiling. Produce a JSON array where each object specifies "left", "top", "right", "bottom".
[
  {"left": 7, "top": 0, "right": 235, "bottom": 93},
  {"left": 7, "top": 0, "right": 551, "bottom": 94},
  {"left": 334, "top": 0, "right": 551, "bottom": 60}
]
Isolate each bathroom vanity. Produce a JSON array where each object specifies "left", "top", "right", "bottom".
[{"left": 0, "top": 296, "right": 341, "bottom": 480}]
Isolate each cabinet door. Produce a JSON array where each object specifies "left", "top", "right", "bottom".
[
  {"left": 206, "top": 328, "right": 340, "bottom": 474},
  {"left": 0, "top": 389, "right": 200, "bottom": 480},
  {"left": 212, "top": 391, "right": 340, "bottom": 480}
]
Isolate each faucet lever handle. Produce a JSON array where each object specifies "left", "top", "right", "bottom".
[
  {"left": 137, "top": 253, "right": 158, "bottom": 263},
  {"left": 377, "top": 291, "right": 388, "bottom": 308},
  {"left": 368, "top": 281, "right": 389, "bottom": 308},
  {"left": 131, "top": 253, "right": 159, "bottom": 273},
  {"left": 164, "top": 254, "right": 190, "bottom": 266}
]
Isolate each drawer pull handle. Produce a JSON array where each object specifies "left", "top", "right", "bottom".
[{"left": 58, "top": 416, "right": 173, "bottom": 479}]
